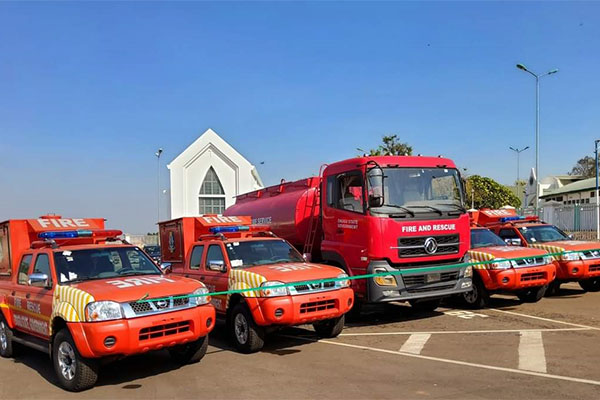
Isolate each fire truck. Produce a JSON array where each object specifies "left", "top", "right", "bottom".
[
  {"left": 465, "top": 210, "right": 556, "bottom": 308},
  {"left": 225, "top": 156, "right": 473, "bottom": 313},
  {"left": 481, "top": 209, "right": 600, "bottom": 295},
  {"left": 0, "top": 216, "right": 215, "bottom": 391},
  {"left": 158, "top": 215, "right": 354, "bottom": 353}
]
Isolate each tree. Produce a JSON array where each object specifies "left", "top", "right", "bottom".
[
  {"left": 366, "top": 135, "right": 413, "bottom": 156},
  {"left": 569, "top": 156, "right": 596, "bottom": 178},
  {"left": 465, "top": 175, "right": 521, "bottom": 209}
]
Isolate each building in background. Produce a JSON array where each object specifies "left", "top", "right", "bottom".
[
  {"left": 168, "top": 128, "right": 263, "bottom": 219},
  {"left": 524, "top": 169, "right": 585, "bottom": 208}
]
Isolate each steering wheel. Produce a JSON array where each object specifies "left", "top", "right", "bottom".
[
  {"left": 269, "top": 256, "right": 290, "bottom": 263},
  {"left": 117, "top": 267, "right": 136, "bottom": 275}
]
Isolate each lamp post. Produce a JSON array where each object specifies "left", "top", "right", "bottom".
[
  {"left": 595, "top": 140, "right": 600, "bottom": 240},
  {"left": 509, "top": 146, "right": 529, "bottom": 207},
  {"left": 155, "top": 148, "right": 163, "bottom": 225},
  {"left": 516, "top": 64, "right": 558, "bottom": 215}
]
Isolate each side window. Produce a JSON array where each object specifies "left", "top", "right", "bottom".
[
  {"left": 498, "top": 229, "right": 519, "bottom": 240},
  {"left": 33, "top": 254, "right": 53, "bottom": 286},
  {"left": 326, "top": 176, "right": 336, "bottom": 207},
  {"left": 189, "top": 245, "right": 204, "bottom": 270},
  {"left": 205, "top": 245, "right": 225, "bottom": 270},
  {"left": 334, "top": 171, "right": 364, "bottom": 213},
  {"left": 17, "top": 254, "right": 33, "bottom": 285}
]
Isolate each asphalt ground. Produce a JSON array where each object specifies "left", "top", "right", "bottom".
[{"left": 1, "top": 283, "right": 599, "bottom": 399}]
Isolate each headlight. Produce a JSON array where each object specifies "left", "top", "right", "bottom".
[
  {"left": 190, "top": 287, "right": 210, "bottom": 306},
  {"left": 335, "top": 273, "right": 351, "bottom": 288},
  {"left": 85, "top": 301, "right": 123, "bottom": 322},
  {"left": 561, "top": 252, "right": 580, "bottom": 261},
  {"left": 543, "top": 255, "right": 553, "bottom": 264},
  {"left": 493, "top": 260, "right": 512, "bottom": 270},
  {"left": 373, "top": 267, "right": 397, "bottom": 286},
  {"left": 464, "top": 265, "right": 473, "bottom": 278},
  {"left": 260, "top": 281, "right": 289, "bottom": 297}
]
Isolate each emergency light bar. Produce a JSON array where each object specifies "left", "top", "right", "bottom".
[
  {"left": 499, "top": 216, "right": 539, "bottom": 223},
  {"left": 209, "top": 226, "right": 250, "bottom": 234},
  {"left": 38, "top": 229, "right": 123, "bottom": 239}
]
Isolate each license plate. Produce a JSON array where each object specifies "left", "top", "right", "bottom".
[{"left": 426, "top": 273, "right": 441, "bottom": 283}]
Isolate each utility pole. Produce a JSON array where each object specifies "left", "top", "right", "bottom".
[
  {"left": 595, "top": 140, "right": 599, "bottom": 240},
  {"left": 155, "top": 148, "right": 163, "bottom": 225}
]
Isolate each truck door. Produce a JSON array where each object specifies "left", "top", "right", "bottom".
[
  {"left": 24, "top": 253, "right": 53, "bottom": 339},
  {"left": 10, "top": 254, "right": 34, "bottom": 334},
  {"left": 202, "top": 244, "right": 229, "bottom": 313}
]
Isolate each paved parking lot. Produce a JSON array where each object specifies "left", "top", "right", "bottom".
[{"left": 1, "top": 283, "right": 599, "bottom": 399}]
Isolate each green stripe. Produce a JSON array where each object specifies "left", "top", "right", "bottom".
[{"left": 137, "top": 248, "right": 600, "bottom": 303}]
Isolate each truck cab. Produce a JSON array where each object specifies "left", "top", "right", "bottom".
[
  {"left": 482, "top": 209, "right": 600, "bottom": 294},
  {"left": 0, "top": 216, "right": 215, "bottom": 391},
  {"left": 159, "top": 215, "right": 354, "bottom": 353}
]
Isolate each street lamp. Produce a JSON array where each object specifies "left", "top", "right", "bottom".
[
  {"left": 509, "top": 146, "right": 530, "bottom": 207},
  {"left": 516, "top": 63, "right": 559, "bottom": 215},
  {"left": 155, "top": 148, "right": 163, "bottom": 225}
]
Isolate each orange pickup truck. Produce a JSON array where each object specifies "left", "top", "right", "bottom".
[
  {"left": 0, "top": 216, "right": 215, "bottom": 391},
  {"left": 159, "top": 215, "right": 354, "bottom": 353}
]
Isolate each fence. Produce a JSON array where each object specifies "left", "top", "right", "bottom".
[
  {"left": 123, "top": 234, "right": 159, "bottom": 246},
  {"left": 542, "top": 203, "right": 597, "bottom": 233}
]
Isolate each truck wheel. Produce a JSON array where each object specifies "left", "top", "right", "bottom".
[
  {"left": 545, "top": 281, "right": 561, "bottom": 297},
  {"left": 579, "top": 277, "right": 600, "bottom": 292},
  {"left": 461, "top": 276, "right": 488, "bottom": 309},
  {"left": 517, "top": 285, "right": 547, "bottom": 303},
  {"left": 409, "top": 298, "right": 441, "bottom": 313},
  {"left": 230, "top": 303, "right": 264, "bottom": 353},
  {"left": 0, "top": 316, "right": 15, "bottom": 358},
  {"left": 169, "top": 335, "right": 208, "bottom": 364},
  {"left": 52, "top": 329, "right": 99, "bottom": 392},
  {"left": 313, "top": 315, "right": 345, "bottom": 338}
]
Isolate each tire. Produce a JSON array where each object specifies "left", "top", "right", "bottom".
[
  {"left": 518, "top": 285, "right": 547, "bottom": 303},
  {"left": 409, "top": 298, "right": 442, "bottom": 313},
  {"left": 545, "top": 281, "right": 561, "bottom": 297},
  {"left": 229, "top": 303, "right": 264, "bottom": 353},
  {"left": 0, "top": 316, "right": 15, "bottom": 358},
  {"left": 169, "top": 335, "right": 208, "bottom": 364},
  {"left": 579, "top": 277, "right": 600, "bottom": 292},
  {"left": 313, "top": 315, "right": 345, "bottom": 338},
  {"left": 52, "top": 329, "right": 99, "bottom": 392},
  {"left": 461, "top": 276, "right": 489, "bottom": 309}
]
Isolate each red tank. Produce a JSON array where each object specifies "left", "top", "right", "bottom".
[{"left": 226, "top": 177, "right": 320, "bottom": 251}]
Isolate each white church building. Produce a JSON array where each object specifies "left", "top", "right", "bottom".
[{"left": 167, "top": 128, "right": 264, "bottom": 219}]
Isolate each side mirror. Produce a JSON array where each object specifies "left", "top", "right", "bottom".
[
  {"left": 567, "top": 234, "right": 574, "bottom": 240},
  {"left": 303, "top": 253, "right": 312, "bottom": 263},
  {"left": 160, "top": 263, "right": 172, "bottom": 274},
  {"left": 29, "top": 273, "right": 50, "bottom": 288},
  {"left": 367, "top": 166, "right": 385, "bottom": 208},
  {"left": 208, "top": 260, "right": 227, "bottom": 273},
  {"left": 504, "top": 238, "right": 522, "bottom": 246}
]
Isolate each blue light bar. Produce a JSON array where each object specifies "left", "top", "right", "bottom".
[
  {"left": 38, "top": 230, "right": 94, "bottom": 239},
  {"left": 209, "top": 226, "right": 250, "bottom": 234},
  {"left": 499, "top": 216, "right": 524, "bottom": 223}
]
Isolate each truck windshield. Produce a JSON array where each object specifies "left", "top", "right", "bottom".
[
  {"left": 371, "top": 167, "right": 465, "bottom": 216},
  {"left": 518, "top": 225, "right": 569, "bottom": 244},
  {"left": 471, "top": 229, "right": 506, "bottom": 249},
  {"left": 53, "top": 247, "right": 162, "bottom": 284},
  {"left": 224, "top": 240, "right": 305, "bottom": 268}
]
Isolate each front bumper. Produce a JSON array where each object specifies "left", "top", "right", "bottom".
[
  {"left": 250, "top": 287, "right": 354, "bottom": 326},
  {"left": 69, "top": 305, "right": 216, "bottom": 358},
  {"left": 480, "top": 263, "right": 556, "bottom": 291},
  {"left": 556, "top": 260, "right": 600, "bottom": 281},
  {"left": 366, "top": 260, "right": 472, "bottom": 303}
]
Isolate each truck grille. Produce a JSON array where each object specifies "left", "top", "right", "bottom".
[
  {"left": 406, "top": 284, "right": 455, "bottom": 294},
  {"left": 139, "top": 321, "right": 190, "bottom": 341},
  {"left": 520, "top": 272, "right": 546, "bottom": 282},
  {"left": 402, "top": 271, "right": 459, "bottom": 286},
  {"left": 580, "top": 250, "right": 600, "bottom": 260},
  {"left": 127, "top": 295, "right": 190, "bottom": 316},
  {"left": 299, "top": 300, "right": 336, "bottom": 314},
  {"left": 290, "top": 281, "right": 335, "bottom": 295},
  {"left": 395, "top": 234, "right": 460, "bottom": 258},
  {"left": 513, "top": 257, "right": 546, "bottom": 268},
  {"left": 589, "top": 265, "right": 600, "bottom": 272}
]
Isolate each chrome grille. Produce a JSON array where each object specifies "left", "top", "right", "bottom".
[
  {"left": 125, "top": 294, "right": 191, "bottom": 317},
  {"left": 581, "top": 250, "right": 600, "bottom": 260},
  {"left": 289, "top": 281, "right": 336, "bottom": 295},
  {"left": 513, "top": 257, "right": 546, "bottom": 268},
  {"left": 394, "top": 234, "right": 460, "bottom": 258}
]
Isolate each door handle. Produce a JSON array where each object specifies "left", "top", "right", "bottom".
[{"left": 25, "top": 293, "right": 31, "bottom": 299}]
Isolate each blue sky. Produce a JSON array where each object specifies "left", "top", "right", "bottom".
[{"left": 1, "top": 1, "right": 599, "bottom": 233}]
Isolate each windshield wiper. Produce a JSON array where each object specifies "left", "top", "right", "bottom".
[
  {"left": 405, "top": 205, "right": 444, "bottom": 215},
  {"left": 118, "top": 271, "right": 161, "bottom": 277},
  {"left": 440, "top": 203, "right": 467, "bottom": 213},
  {"left": 378, "top": 204, "right": 415, "bottom": 217}
]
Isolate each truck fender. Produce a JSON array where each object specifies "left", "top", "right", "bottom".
[
  {"left": 51, "top": 285, "right": 96, "bottom": 329},
  {"left": 0, "top": 300, "right": 14, "bottom": 328},
  {"left": 320, "top": 251, "right": 350, "bottom": 274}
]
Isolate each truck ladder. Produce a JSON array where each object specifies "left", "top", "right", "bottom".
[{"left": 303, "top": 182, "right": 321, "bottom": 256}]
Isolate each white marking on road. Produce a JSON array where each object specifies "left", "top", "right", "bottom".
[
  {"left": 488, "top": 308, "right": 600, "bottom": 331},
  {"left": 399, "top": 334, "right": 430, "bottom": 354},
  {"left": 443, "top": 310, "right": 489, "bottom": 319},
  {"left": 518, "top": 331, "right": 547, "bottom": 373},
  {"left": 284, "top": 336, "right": 600, "bottom": 387},
  {"left": 340, "top": 327, "right": 590, "bottom": 336}
]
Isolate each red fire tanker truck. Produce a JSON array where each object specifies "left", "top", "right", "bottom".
[
  {"left": 159, "top": 215, "right": 353, "bottom": 353},
  {"left": 225, "top": 156, "right": 473, "bottom": 313},
  {"left": 0, "top": 216, "right": 215, "bottom": 391},
  {"left": 482, "top": 209, "right": 600, "bottom": 294},
  {"left": 465, "top": 210, "right": 556, "bottom": 307}
]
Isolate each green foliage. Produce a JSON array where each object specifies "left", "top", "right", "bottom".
[
  {"left": 367, "top": 135, "right": 413, "bottom": 156},
  {"left": 569, "top": 155, "right": 596, "bottom": 178},
  {"left": 466, "top": 175, "right": 521, "bottom": 209}
]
